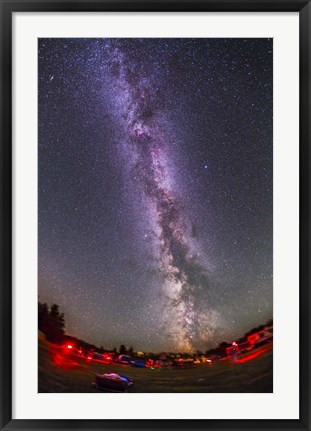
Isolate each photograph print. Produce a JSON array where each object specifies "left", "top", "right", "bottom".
[{"left": 38, "top": 38, "right": 273, "bottom": 393}]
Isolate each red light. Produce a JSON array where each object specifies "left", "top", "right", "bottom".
[
  {"left": 87, "top": 356, "right": 92, "bottom": 360},
  {"left": 236, "top": 344, "right": 271, "bottom": 364},
  {"left": 67, "top": 344, "right": 73, "bottom": 349}
]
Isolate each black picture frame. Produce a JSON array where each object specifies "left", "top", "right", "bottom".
[{"left": 1, "top": 1, "right": 310, "bottom": 430}]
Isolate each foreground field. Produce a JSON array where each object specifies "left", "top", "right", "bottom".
[{"left": 38, "top": 339, "right": 272, "bottom": 393}]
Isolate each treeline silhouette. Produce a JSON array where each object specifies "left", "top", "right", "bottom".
[
  {"left": 204, "top": 318, "right": 273, "bottom": 358},
  {"left": 38, "top": 302, "right": 65, "bottom": 345},
  {"left": 38, "top": 301, "right": 127, "bottom": 354},
  {"left": 38, "top": 301, "right": 272, "bottom": 357}
]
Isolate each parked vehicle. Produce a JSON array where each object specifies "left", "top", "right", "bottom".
[
  {"left": 247, "top": 327, "right": 273, "bottom": 347},
  {"left": 114, "top": 354, "right": 132, "bottom": 365},
  {"left": 92, "top": 373, "right": 134, "bottom": 392},
  {"left": 114, "top": 354, "right": 146, "bottom": 368},
  {"left": 131, "top": 359, "right": 146, "bottom": 368},
  {"left": 238, "top": 341, "right": 252, "bottom": 353}
]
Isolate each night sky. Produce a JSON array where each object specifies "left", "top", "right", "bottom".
[{"left": 38, "top": 38, "right": 273, "bottom": 353}]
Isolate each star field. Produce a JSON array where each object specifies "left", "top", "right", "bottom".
[{"left": 39, "top": 38, "right": 272, "bottom": 352}]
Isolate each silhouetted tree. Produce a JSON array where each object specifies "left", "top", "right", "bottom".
[
  {"left": 38, "top": 302, "right": 49, "bottom": 333},
  {"left": 218, "top": 341, "right": 230, "bottom": 357},
  {"left": 119, "top": 345, "right": 126, "bottom": 354},
  {"left": 38, "top": 301, "right": 65, "bottom": 345},
  {"left": 48, "top": 304, "right": 65, "bottom": 344}
]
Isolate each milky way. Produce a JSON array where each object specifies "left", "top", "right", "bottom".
[
  {"left": 39, "top": 39, "right": 273, "bottom": 352},
  {"left": 101, "top": 41, "right": 221, "bottom": 351}
]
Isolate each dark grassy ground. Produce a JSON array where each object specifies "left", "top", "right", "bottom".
[{"left": 38, "top": 338, "right": 273, "bottom": 393}]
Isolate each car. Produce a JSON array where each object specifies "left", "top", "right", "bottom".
[
  {"left": 113, "top": 354, "right": 145, "bottom": 368},
  {"left": 113, "top": 354, "right": 132, "bottom": 365},
  {"left": 92, "top": 373, "right": 134, "bottom": 392},
  {"left": 129, "top": 359, "right": 145, "bottom": 368}
]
